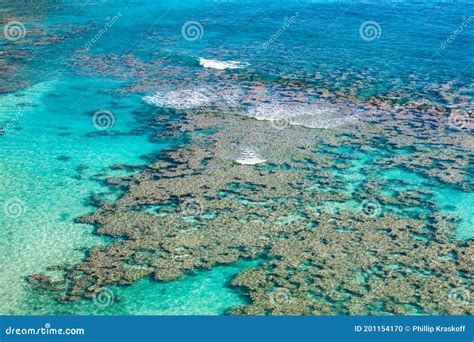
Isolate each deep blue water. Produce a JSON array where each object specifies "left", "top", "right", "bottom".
[{"left": 0, "top": 0, "right": 472, "bottom": 314}]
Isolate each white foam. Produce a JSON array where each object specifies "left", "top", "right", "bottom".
[
  {"left": 199, "top": 58, "right": 249, "bottom": 70},
  {"left": 235, "top": 148, "right": 266, "bottom": 165},
  {"left": 143, "top": 88, "right": 216, "bottom": 109},
  {"left": 143, "top": 85, "right": 244, "bottom": 110},
  {"left": 143, "top": 86, "right": 361, "bottom": 130},
  {"left": 244, "top": 102, "right": 361, "bottom": 129}
]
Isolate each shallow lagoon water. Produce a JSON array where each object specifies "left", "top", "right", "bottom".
[
  {"left": 0, "top": 78, "right": 147, "bottom": 313},
  {"left": 0, "top": 76, "right": 257, "bottom": 314}
]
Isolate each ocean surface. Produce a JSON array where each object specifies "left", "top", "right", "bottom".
[{"left": 0, "top": 0, "right": 473, "bottom": 315}]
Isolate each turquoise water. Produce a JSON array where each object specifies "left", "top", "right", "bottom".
[
  {"left": 0, "top": 76, "right": 162, "bottom": 313},
  {"left": 1, "top": 0, "right": 473, "bottom": 315}
]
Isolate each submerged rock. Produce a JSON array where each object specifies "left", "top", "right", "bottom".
[{"left": 28, "top": 79, "right": 474, "bottom": 316}]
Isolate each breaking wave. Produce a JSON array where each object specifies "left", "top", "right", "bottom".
[
  {"left": 143, "top": 86, "right": 244, "bottom": 110},
  {"left": 235, "top": 148, "right": 266, "bottom": 165},
  {"left": 243, "top": 101, "right": 363, "bottom": 129},
  {"left": 199, "top": 58, "right": 249, "bottom": 70}
]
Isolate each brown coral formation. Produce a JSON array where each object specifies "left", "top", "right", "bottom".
[{"left": 29, "top": 102, "right": 473, "bottom": 315}]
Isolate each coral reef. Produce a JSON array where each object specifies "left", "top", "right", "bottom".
[{"left": 29, "top": 101, "right": 473, "bottom": 315}]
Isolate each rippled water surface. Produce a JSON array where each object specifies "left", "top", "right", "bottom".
[{"left": 0, "top": 0, "right": 472, "bottom": 315}]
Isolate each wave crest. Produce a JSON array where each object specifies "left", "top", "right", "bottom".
[
  {"left": 143, "top": 88, "right": 214, "bottom": 109},
  {"left": 199, "top": 58, "right": 249, "bottom": 70},
  {"left": 235, "top": 148, "right": 266, "bottom": 165},
  {"left": 244, "top": 101, "right": 362, "bottom": 129},
  {"left": 143, "top": 86, "right": 244, "bottom": 110}
]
